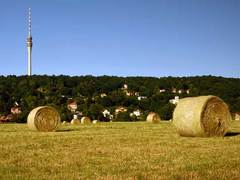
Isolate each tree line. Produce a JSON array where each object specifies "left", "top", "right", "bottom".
[{"left": 0, "top": 75, "right": 239, "bottom": 122}]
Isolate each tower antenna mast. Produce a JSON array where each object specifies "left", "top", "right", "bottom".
[{"left": 27, "top": 8, "right": 33, "bottom": 76}]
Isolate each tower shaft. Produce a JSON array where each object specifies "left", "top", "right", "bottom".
[
  {"left": 27, "top": 8, "right": 32, "bottom": 76},
  {"left": 27, "top": 43, "right": 32, "bottom": 76}
]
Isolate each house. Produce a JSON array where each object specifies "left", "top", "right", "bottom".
[
  {"left": 14, "top": 101, "right": 19, "bottom": 106},
  {"left": 100, "top": 93, "right": 107, "bottom": 98},
  {"left": 159, "top": 89, "right": 166, "bottom": 93},
  {"left": 172, "top": 88, "right": 177, "bottom": 93},
  {"left": 115, "top": 106, "right": 127, "bottom": 114},
  {"left": 103, "top": 109, "right": 111, "bottom": 117},
  {"left": 235, "top": 113, "right": 240, "bottom": 121},
  {"left": 169, "top": 96, "right": 180, "bottom": 105},
  {"left": 130, "top": 109, "right": 141, "bottom": 117},
  {"left": 102, "top": 109, "right": 113, "bottom": 120},
  {"left": 123, "top": 84, "right": 128, "bottom": 89},
  {"left": 134, "top": 92, "right": 140, "bottom": 96},
  {"left": 186, "top": 89, "right": 190, "bottom": 94},
  {"left": 11, "top": 106, "right": 22, "bottom": 115},
  {"left": 83, "top": 97, "right": 88, "bottom": 102},
  {"left": 67, "top": 101, "right": 77, "bottom": 112},
  {"left": 121, "top": 84, "right": 137, "bottom": 97},
  {"left": 0, "top": 115, "right": 5, "bottom": 122},
  {"left": 126, "top": 91, "right": 135, "bottom": 96},
  {"left": 6, "top": 114, "right": 13, "bottom": 121},
  {"left": 137, "top": 96, "right": 147, "bottom": 101},
  {"left": 0, "top": 114, "right": 13, "bottom": 123},
  {"left": 37, "top": 87, "right": 48, "bottom": 93},
  {"left": 178, "top": 90, "right": 183, "bottom": 94}
]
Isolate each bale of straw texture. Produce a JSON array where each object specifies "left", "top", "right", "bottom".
[
  {"left": 173, "top": 95, "right": 231, "bottom": 137},
  {"left": 71, "top": 119, "right": 80, "bottom": 125},
  {"left": 81, "top": 117, "right": 91, "bottom": 124},
  {"left": 146, "top": 112, "right": 161, "bottom": 123},
  {"left": 27, "top": 106, "right": 60, "bottom": 132}
]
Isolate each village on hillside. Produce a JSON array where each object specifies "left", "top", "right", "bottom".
[{"left": 0, "top": 75, "right": 240, "bottom": 123}]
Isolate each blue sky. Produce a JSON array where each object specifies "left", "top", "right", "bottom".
[{"left": 1, "top": 0, "right": 240, "bottom": 77}]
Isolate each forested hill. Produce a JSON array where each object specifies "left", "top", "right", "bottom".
[{"left": 0, "top": 75, "right": 240, "bottom": 122}]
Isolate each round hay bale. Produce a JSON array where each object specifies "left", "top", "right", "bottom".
[
  {"left": 235, "top": 113, "right": 240, "bottom": 121},
  {"left": 92, "top": 120, "right": 98, "bottom": 124},
  {"left": 71, "top": 119, "right": 80, "bottom": 125},
  {"left": 146, "top": 112, "right": 161, "bottom": 123},
  {"left": 81, "top": 117, "right": 91, "bottom": 124},
  {"left": 173, "top": 95, "right": 231, "bottom": 137},
  {"left": 62, "top": 121, "right": 70, "bottom": 125},
  {"left": 27, "top": 106, "right": 60, "bottom": 132}
]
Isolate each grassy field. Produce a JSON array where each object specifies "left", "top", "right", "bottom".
[{"left": 0, "top": 121, "right": 240, "bottom": 180}]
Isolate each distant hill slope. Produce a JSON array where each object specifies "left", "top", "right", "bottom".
[{"left": 0, "top": 75, "right": 239, "bottom": 122}]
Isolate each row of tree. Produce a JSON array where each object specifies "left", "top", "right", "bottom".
[{"left": 0, "top": 75, "right": 239, "bottom": 122}]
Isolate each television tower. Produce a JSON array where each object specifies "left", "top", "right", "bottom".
[{"left": 27, "top": 8, "right": 33, "bottom": 76}]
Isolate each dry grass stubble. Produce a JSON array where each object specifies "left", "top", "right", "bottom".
[{"left": 0, "top": 121, "right": 240, "bottom": 179}]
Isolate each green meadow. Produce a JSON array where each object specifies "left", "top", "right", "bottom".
[{"left": 0, "top": 121, "right": 240, "bottom": 180}]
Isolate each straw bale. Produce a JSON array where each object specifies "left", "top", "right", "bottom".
[
  {"left": 173, "top": 95, "right": 231, "bottom": 137},
  {"left": 81, "top": 117, "right": 91, "bottom": 124},
  {"left": 71, "top": 119, "right": 80, "bottom": 125},
  {"left": 146, "top": 112, "right": 161, "bottom": 123},
  {"left": 27, "top": 106, "right": 60, "bottom": 132},
  {"left": 235, "top": 113, "right": 240, "bottom": 121}
]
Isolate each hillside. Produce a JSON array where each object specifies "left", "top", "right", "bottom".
[{"left": 0, "top": 75, "right": 240, "bottom": 122}]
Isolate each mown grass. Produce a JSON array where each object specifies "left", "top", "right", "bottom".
[{"left": 0, "top": 121, "right": 240, "bottom": 180}]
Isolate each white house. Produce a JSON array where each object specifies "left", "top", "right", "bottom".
[
  {"left": 159, "top": 89, "right": 166, "bottom": 93},
  {"left": 123, "top": 84, "right": 128, "bottom": 89},
  {"left": 100, "top": 93, "right": 107, "bottom": 98},
  {"left": 138, "top": 96, "right": 147, "bottom": 101},
  {"left": 103, "top": 109, "right": 113, "bottom": 120},
  {"left": 134, "top": 92, "right": 140, "bottom": 96},
  {"left": 130, "top": 109, "right": 141, "bottom": 117},
  {"left": 169, "top": 96, "right": 180, "bottom": 105},
  {"left": 103, "top": 109, "right": 111, "bottom": 117},
  {"left": 178, "top": 90, "right": 183, "bottom": 94}
]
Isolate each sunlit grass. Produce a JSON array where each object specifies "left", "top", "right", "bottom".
[{"left": 0, "top": 121, "right": 240, "bottom": 179}]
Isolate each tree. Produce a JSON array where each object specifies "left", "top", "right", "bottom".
[
  {"left": 89, "top": 103, "right": 104, "bottom": 120},
  {"left": 116, "top": 112, "right": 130, "bottom": 122},
  {"left": 159, "top": 103, "right": 176, "bottom": 120}
]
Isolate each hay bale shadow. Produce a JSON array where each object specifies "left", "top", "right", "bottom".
[
  {"left": 225, "top": 132, "right": 240, "bottom": 137},
  {"left": 56, "top": 129, "right": 76, "bottom": 132}
]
